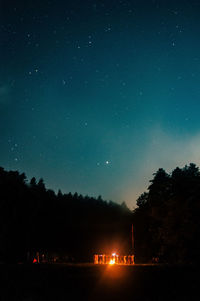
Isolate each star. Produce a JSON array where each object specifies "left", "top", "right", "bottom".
[{"left": 105, "top": 26, "right": 111, "bottom": 32}]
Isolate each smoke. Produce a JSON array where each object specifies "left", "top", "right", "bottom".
[{"left": 124, "top": 126, "right": 200, "bottom": 208}]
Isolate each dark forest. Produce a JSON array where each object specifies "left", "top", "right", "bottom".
[{"left": 0, "top": 163, "right": 200, "bottom": 264}]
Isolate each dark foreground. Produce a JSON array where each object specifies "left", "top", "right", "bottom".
[{"left": 0, "top": 264, "right": 199, "bottom": 301}]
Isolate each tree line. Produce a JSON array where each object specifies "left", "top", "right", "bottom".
[{"left": 0, "top": 163, "right": 200, "bottom": 264}]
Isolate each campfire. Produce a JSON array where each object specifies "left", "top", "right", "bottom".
[{"left": 94, "top": 253, "right": 134, "bottom": 265}]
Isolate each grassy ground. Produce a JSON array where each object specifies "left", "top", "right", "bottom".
[{"left": 0, "top": 263, "right": 199, "bottom": 300}]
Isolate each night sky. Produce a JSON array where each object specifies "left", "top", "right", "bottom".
[{"left": 1, "top": 0, "right": 200, "bottom": 208}]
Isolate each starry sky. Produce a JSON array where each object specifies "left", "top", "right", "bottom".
[{"left": 1, "top": 0, "right": 200, "bottom": 208}]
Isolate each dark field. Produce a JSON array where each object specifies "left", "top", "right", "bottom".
[{"left": 0, "top": 264, "right": 199, "bottom": 301}]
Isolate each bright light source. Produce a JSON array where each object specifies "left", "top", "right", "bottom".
[
  {"left": 112, "top": 253, "right": 116, "bottom": 256},
  {"left": 109, "top": 259, "right": 115, "bottom": 265}
]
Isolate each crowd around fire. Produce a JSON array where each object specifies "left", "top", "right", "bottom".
[{"left": 94, "top": 253, "right": 134, "bottom": 265}]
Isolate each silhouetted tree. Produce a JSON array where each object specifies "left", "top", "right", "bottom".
[
  {"left": 134, "top": 163, "right": 200, "bottom": 263},
  {"left": 30, "top": 177, "right": 37, "bottom": 187}
]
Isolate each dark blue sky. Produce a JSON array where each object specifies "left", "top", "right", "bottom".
[{"left": 1, "top": 0, "right": 200, "bottom": 208}]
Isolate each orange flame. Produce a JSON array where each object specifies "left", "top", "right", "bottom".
[{"left": 109, "top": 259, "right": 115, "bottom": 265}]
